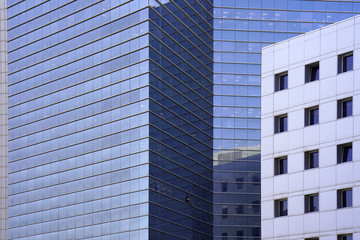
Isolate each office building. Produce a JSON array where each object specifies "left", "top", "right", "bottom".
[
  {"left": 261, "top": 15, "right": 360, "bottom": 239},
  {"left": 6, "top": 0, "right": 360, "bottom": 239},
  {"left": 0, "top": 0, "right": 7, "bottom": 239},
  {"left": 8, "top": 1, "right": 212, "bottom": 239},
  {"left": 213, "top": 1, "right": 360, "bottom": 239}
]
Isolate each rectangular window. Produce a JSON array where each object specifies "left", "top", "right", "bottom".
[
  {"left": 337, "top": 189, "right": 352, "bottom": 208},
  {"left": 275, "top": 114, "right": 288, "bottom": 133},
  {"left": 222, "top": 206, "right": 228, "bottom": 219},
  {"left": 338, "top": 52, "right": 353, "bottom": 73},
  {"left": 305, "top": 194, "right": 319, "bottom": 213},
  {"left": 222, "top": 182, "right": 228, "bottom": 192},
  {"left": 275, "top": 199, "right": 288, "bottom": 217},
  {"left": 337, "top": 143, "right": 352, "bottom": 163},
  {"left": 275, "top": 72, "right": 288, "bottom": 91},
  {"left": 305, "top": 62, "right": 319, "bottom": 82},
  {"left": 236, "top": 177, "right": 243, "bottom": 189},
  {"left": 235, "top": 205, "right": 244, "bottom": 214},
  {"left": 305, "top": 106, "right": 319, "bottom": 126},
  {"left": 338, "top": 98, "right": 353, "bottom": 118},
  {"left": 338, "top": 234, "right": 353, "bottom": 240},
  {"left": 305, "top": 238, "right": 319, "bottom": 240},
  {"left": 305, "top": 150, "right": 319, "bottom": 169},
  {"left": 274, "top": 157, "right": 287, "bottom": 175}
]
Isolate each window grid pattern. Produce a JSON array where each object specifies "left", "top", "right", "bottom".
[{"left": 8, "top": 0, "right": 214, "bottom": 239}]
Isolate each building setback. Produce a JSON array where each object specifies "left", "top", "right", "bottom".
[{"left": 261, "top": 15, "right": 360, "bottom": 240}]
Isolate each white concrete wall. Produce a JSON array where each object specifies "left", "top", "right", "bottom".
[
  {"left": 261, "top": 15, "right": 360, "bottom": 240},
  {"left": 0, "top": 0, "right": 7, "bottom": 239}
]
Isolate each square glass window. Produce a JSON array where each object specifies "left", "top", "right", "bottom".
[
  {"left": 275, "top": 72, "right": 288, "bottom": 91},
  {"left": 275, "top": 114, "right": 287, "bottom": 133},
  {"left": 338, "top": 52, "right": 353, "bottom": 73},
  {"left": 337, "top": 143, "right": 352, "bottom": 163},
  {"left": 275, "top": 199, "right": 287, "bottom": 217},
  {"left": 337, "top": 189, "right": 352, "bottom": 208},
  {"left": 305, "top": 106, "right": 319, "bottom": 126},
  {"left": 305, "top": 150, "right": 319, "bottom": 169},
  {"left": 305, "top": 194, "right": 319, "bottom": 213},
  {"left": 338, "top": 98, "right": 352, "bottom": 118},
  {"left": 274, "top": 157, "right": 287, "bottom": 175},
  {"left": 305, "top": 62, "right": 319, "bottom": 82}
]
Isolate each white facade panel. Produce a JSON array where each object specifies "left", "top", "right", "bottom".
[{"left": 261, "top": 15, "right": 360, "bottom": 239}]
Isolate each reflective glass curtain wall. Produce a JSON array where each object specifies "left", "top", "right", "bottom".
[
  {"left": 148, "top": 0, "right": 213, "bottom": 239},
  {"left": 213, "top": 0, "right": 360, "bottom": 239},
  {"left": 8, "top": 0, "right": 212, "bottom": 239}
]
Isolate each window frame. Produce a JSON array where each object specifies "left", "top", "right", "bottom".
[
  {"left": 338, "top": 51, "right": 353, "bottom": 73},
  {"left": 274, "top": 198, "right": 288, "bottom": 217},
  {"left": 338, "top": 98, "right": 353, "bottom": 119},
  {"left": 337, "top": 234, "right": 353, "bottom": 240},
  {"left": 337, "top": 142, "right": 352, "bottom": 164},
  {"left": 305, "top": 62, "right": 319, "bottom": 83},
  {"left": 305, "top": 193, "right": 319, "bottom": 213},
  {"left": 275, "top": 71, "right": 288, "bottom": 92},
  {"left": 337, "top": 188, "right": 352, "bottom": 208},
  {"left": 274, "top": 156, "right": 288, "bottom": 175},
  {"left": 275, "top": 114, "right": 288, "bottom": 133},
  {"left": 305, "top": 106, "right": 319, "bottom": 126},
  {"left": 305, "top": 150, "right": 319, "bottom": 170}
]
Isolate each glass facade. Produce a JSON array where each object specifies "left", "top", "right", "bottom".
[
  {"left": 7, "top": 0, "right": 360, "bottom": 239},
  {"left": 213, "top": 0, "right": 360, "bottom": 239},
  {"left": 147, "top": 1, "right": 213, "bottom": 239},
  {"left": 8, "top": 0, "right": 212, "bottom": 239}
]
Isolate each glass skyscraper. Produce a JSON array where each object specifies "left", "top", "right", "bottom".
[
  {"left": 8, "top": 0, "right": 212, "bottom": 239},
  {"left": 6, "top": 0, "right": 360, "bottom": 239}
]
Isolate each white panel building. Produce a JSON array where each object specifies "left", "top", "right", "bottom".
[{"left": 261, "top": 15, "right": 360, "bottom": 240}]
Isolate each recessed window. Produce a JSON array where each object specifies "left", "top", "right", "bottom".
[
  {"left": 275, "top": 199, "right": 288, "bottom": 217},
  {"left": 337, "top": 188, "right": 352, "bottom": 208},
  {"left": 235, "top": 205, "right": 244, "bottom": 214},
  {"left": 338, "top": 52, "right": 353, "bottom": 73},
  {"left": 274, "top": 157, "right": 287, "bottom": 175},
  {"left": 222, "top": 206, "right": 228, "bottom": 219},
  {"left": 275, "top": 114, "right": 288, "bottom": 133},
  {"left": 305, "top": 194, "right": 319, "bottom": 213},
  {"left": 305, "top": 62, "right": 319, "bottom": 82},
  {"left": 305, "top": 106, "right": 319, "bottom": 126},
  {"left": 252, "top": 200, "right": 260, "bottom": 213},
  {"left": 237, "top": 230, "right": 243, "bottom": 237},
  {"left": 275, "top": 72, "right": 288, "bottom": 91},
  {"left": 338, "top": 234, "right": 353, "bottom": 240},
  {"left": 222, "top": 182, "right": 228, "bottom": 192},
  {"left": 338, "top": 98, "right": 353, "bottom": 118},
  {"left": 337, "top": 143, "right": 352, "bottom": 163},
  {"left": 236, "top": 177, "right": 243, "bottom": 189},
  {"left": 305, "top": 150, "right": 319, "bottom": 169}
]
